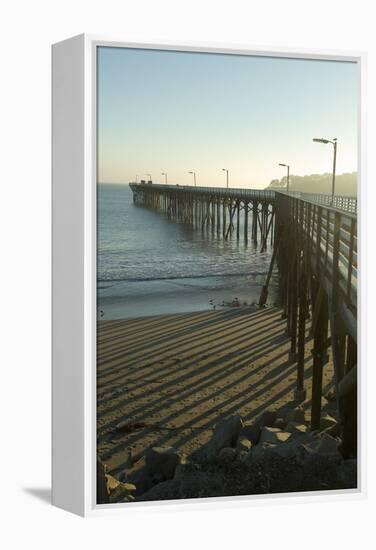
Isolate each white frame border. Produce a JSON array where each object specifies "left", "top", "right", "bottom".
[{"left": 52, "top": 33, "right": 367, "bottom": 517}]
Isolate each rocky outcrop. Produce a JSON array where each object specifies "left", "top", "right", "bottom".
[{"left": 103, "top": 402, "right": 355, "bottom": 503}]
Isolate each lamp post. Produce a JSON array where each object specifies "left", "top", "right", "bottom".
[
  {"left": 278, "top": 163, "right": 290, "bottom": 192},
  {"left": 222, "top": 168, "right": 229, "bottom": 189},
  {"left": 136, "top": 174, "right": 138, "bottom": 183},
  {"left": 188, "top": 171, "right": 197, "bottom": 186},
  {"left": 161, "top": 172, "right": 168, "bottom": 184},
  {"left": 313, "top": 137, "right": 337, "bottom": 203},
  {"left": 147, "top": 173, "right": 152, "bottom": 182}
]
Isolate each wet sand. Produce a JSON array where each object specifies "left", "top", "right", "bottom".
[{"left": 97, "top": 306, "right": 334, "bottom": 478}]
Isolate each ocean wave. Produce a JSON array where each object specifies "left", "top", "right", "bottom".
[{"left": 96, "top": 271, "right": 277, "bottom": 284}]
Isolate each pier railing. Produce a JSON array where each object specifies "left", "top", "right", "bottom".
[
  {"left": 130, "top": 183, "right": 276, "bottom": 201},
  {"left": 276, "top": 190, "right": 357, "bottom": 214},
  {"left": 275, "top": 192, "right": 357, "bottom": 440},
  {"left": 130, "top": 182, "right": 357, "bottom": 214},
  {"left": 277, "top": 193, "right": 357, "bottom": 336}
]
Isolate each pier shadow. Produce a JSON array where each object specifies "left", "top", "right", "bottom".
[{"left": 97, "top": 307, "right": 334, "bottom": 474}]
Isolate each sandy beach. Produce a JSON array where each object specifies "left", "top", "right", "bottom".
[{"left": 97, "top": 306, "right": 334, "bottom": 479}]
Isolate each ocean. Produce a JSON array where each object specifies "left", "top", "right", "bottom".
[{"left": 97, "top": 184, "right": 278, "bottom": 320}]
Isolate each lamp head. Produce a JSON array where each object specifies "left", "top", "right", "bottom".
[{"left": 313, "top": 138, "right": 330, "bottom": 144}]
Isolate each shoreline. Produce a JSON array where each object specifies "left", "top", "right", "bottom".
[{"left": 97, "top": 274, "right": 279, "bottom": 320}]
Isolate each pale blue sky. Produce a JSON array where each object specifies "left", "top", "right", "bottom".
[{"left": 97, "top": 46, "right": 358, "bottom": 188}]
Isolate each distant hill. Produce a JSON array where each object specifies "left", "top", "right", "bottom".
[{"left": 266, "top": 172, "right": 357, "bottom": 196}]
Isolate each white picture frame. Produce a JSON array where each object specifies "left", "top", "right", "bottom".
[{"left": 52, "top": 34, "right": 366, "bottom": 517}]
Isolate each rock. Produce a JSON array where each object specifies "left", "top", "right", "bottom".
[
  {"left": 145, "top": 446, "right": 182, "bottom": 481},
  {"left": 237, "top": 437, "right": 252, "bottom": 452},
  {"left": 285, "top": 421, "right": 308, "bottom": 433},
  {"left": 321, "top": 396, "right": 329, "bottom": 408},
  {"left": 238, "top": 422, "right": 260, "bottom": 445},
  {"left": 313, "top": 433, "right": 341, "bottom": 455},
  {"left": 325, "top": 388, "right": 336, "bottom": 402},
  {"left": 140, "top": 469, "right": 225, "bottom": 501},
  {"left": 286, "top": 406, "right": 306, "bottom": 424},
  {"left": 259, "top": 426, "right": 291, "bottom": 444},
  {"left": 107, "top": 476, "right": 137, "bottom": 503},
  {"left": 320, "top": 414, "right": 338, "bottom": 431},
  {"left": 321, "top": 422, "right": 341, "bottom": 437},
  {"left": 123, "top": 456, "right": 154, "bottom": 496},
  {"left": 97, "top": 459, "right": 109, "bottom": 504},
  {"left": 296, "top": 434, "right": 343, "bottom": 468},
  {"left": 267, "top": 432, "right": 321, "bottom": 460},
  {"left": 173, "top": 462, "right": 197, "bottom": 481},
  {"left": 236, "top": 450, "right": 250, "bottom": 463},
  {"left": 258, "top": 409, "right": 277, "bottom": 427},
  {"left": 247, "top": 442, "right": 278, "bottom": 462},
  {"left": 218, "top": 447, "right": 237, "bottom": 464},
  {"left": 106, "top": 473, "right": 136, "bottom": 495},
  {"left": 203, "top": 415, "right": 243, "bottom": 459},
  {"left": 105, "top": 473, "right": 121, "bottom": 494},
  {"left": 273, "top": 417, "right": 286, "bottom": 429}
]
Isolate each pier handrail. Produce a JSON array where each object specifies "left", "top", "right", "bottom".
[
  {"left": 130, "top": 182, "right": 275, "bottom": 201},
  {"left": 276, "top": 193, "right": 357, "bottom": 338},
  {"left": 130, "top": 182, "right": 357, "bottom": 214}
]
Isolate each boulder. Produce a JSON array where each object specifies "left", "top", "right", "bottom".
[
  {"left": 247, "top": 442, "right": 278, "bottom": 462},
  {"left": 218, "top": 447, "right": 237, "bottom": 465},
  {"left": 321, "top": 396, "right": 329, "bottom": 408},
  {"left": 320, "top": 414, "right": 338, "bottom": 431},
  {"left": 145, "top": 446, "right": 182, "bottom": 481},
  {"left": 313, "top": 433, "right": 340, "bottom": 455},
  {"left": 140, "top": 469, "right": 225, "bottom": 501},
  {"left": 173, "top": 462, "right": 198, "bottom": 481},
  {"left": 236, "top": 437, "right": 252, "bottom": 452},
  {"left": 273, "top": 417, "right": 286, "bottom": 429},
  {"left": 258, "top": 409, "right": 277, "bottom": 428},
  {"left": 286, "top": 406, "right": 306, "bottom": 424},
  {"left": 107, "top": 477, "right": 137, "bottom": 503},
  {"left": 105, "top": 473, "right": 121, "bottom": 494},
  {"left": 259, "top": 426, "right": 291, "bottom": 445},
  {"left": 202, "top": 415, "right": 243, "bottom": 459},
  {"left": 285, "top": 421, "right": 308, "bottom": 433},
  {"left": 236, "top": 450, "right": 250, "bottom": 463},
  {"left": 238, "top": 422, "right": 260, "bottom": 445},
  {"left": 325, "top": 388, "right": 336, "bottom": 402},
  {"left": 296, "top": 433, "right": 343, "bottom": 468},
  {"left": 123, "top": 456, "right": 154, "bottom": 496}
]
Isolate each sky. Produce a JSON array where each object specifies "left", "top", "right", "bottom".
[{"left": 97, "top": 46, "right": 358, "bottom": 189}]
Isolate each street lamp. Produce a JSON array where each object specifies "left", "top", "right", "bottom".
[
  {"left": 135, "top": 174, "right": 138, "bottom": 183},
  {"left": 147, "top": 173, "right": 152, "bottom": 182},
  {"left": 222, "top": 168, "right": 229, "bottom": 189},
  {"left": 188, "top": 171, "right": 197, "bottom": 186},
  {"left": 313, "top": 137, "right": 337, "bottom": 203},
  {"left": 278, "top": 163, "right": 290, "bottom": 192},
  {"left": 161, "top": 172, "right": 168, "bottom": 184}
]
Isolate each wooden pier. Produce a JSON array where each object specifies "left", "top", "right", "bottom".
[
  {"left": 129, "top": 182, "right": 358, "bottom": 456},
  {"left": 130, "top": 183, "right": 276, "bottom": 248}
]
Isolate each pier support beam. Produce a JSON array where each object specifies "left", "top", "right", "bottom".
[{"left": 310, "top": 288, "right": 329, "bottom": 431}]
